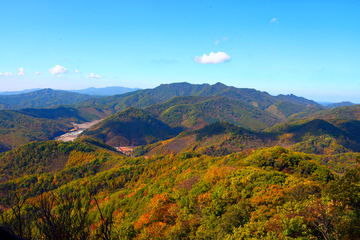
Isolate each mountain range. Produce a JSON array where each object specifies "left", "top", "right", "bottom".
[{"left": 1, "top": 82, "right": 360, "bottom": 239}]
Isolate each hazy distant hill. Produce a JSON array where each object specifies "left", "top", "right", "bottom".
[
  {"left": 0, "top": 88, "right": 96, "bottom": 110},
  {"left": 70, "top": 86, "right": 140, "bottom": 96},
  {"left": 83, "top": 107, "right": 181, "bottom": 146},
  {"left": 326, "top": 101, "right": 356, "bottom": 109},
  {"left": 0, "top": 88, "right": 41, "bottom": 95},
  {"left": 276, "top": 94, "right": 321, "bottom": 107}
]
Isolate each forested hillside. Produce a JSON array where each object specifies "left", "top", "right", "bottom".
[
  {"left": 0, "top": 111, "right": 72, "bottom": 152},
  {"left": 0, "top": 88, "right": 96, "bottom": 110},
  {"left": 1, "top": 141, "right": 359, "bottom": 239},
  {"left": 16, "top": 106, "right": 100, "bottom": 124},
  {"left": 145, "top": 96, "right": 281, "bottom": 131},
  {"left": 76, "top": 82, "right": 323, "bottom": 119},
  {"left": 0, "top": 82, "right": 359, "bottom": 239},
  {"left": 83, "top": 107, "right": 181, "bottom": 146}
]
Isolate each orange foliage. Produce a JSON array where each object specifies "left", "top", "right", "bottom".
[
  {"left": 134, "top": 193, "right": 178, "bottom": 237},
  {"left": 250, "top": 185, "right": 285, "bottom": 221}
]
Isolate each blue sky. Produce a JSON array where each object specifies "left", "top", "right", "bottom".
[{"left": 0, "top": 0, "right": 359, "bottom": 102}]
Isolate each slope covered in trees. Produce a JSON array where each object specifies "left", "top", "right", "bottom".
[
  {"left": 0, "top": 82, "right": 360, "bottom": 238},
  {"left": 76, "top": 82, "right": 322, "bottom": 119},
  {"left": 0, "top": 111, "right": 72, "bottom": 152},
  {"left": 0, "top": 88, "right": 96, "bottom": 110},
  {"left": 1, "top": 142, "right": 359, "bottom": 239},
  {"left": 133, "top": 121, "right": 278, "bottom": 157},
  {"left": 326, "top": 101, "right": 356, "bottom": 108},
  {"left": 16, "top": 106, "right": 100, "bottom": 124},
  {"left": 145, "top": 96, "right": 281, "bottom": 131},
  {"left": 82, "top": 107, "right": 181, "bottom": 146}
]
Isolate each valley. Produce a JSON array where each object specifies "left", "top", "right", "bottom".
[
  {"left": 55, "top": 119, "right": 104, "bottom": 142},
  {"left": 0, "top": 83, "right": 359, "bottom": 239}
]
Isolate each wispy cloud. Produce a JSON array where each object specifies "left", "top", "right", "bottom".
[
  {"left": 35, "top": 71, "right": 41, "bottom": 75},
  {"left": 0, "top": 72, "right": 14, "bottom": 76},
  {"left": 87, "top": 73, "right": 103, "bottom": 78},
  {"left": 194, "top": 52, "right": 231, "bottom": 64},
  {"left": 74, "top": 70, "right": 81, "bottom": 73},
  {"left": 49, "top": 65, "right": 67, "bottom": 75},
  {"left": 56, "top": 74, "right": 62, "bottom": 77},
  {"left": 18, "top": 67, "right": 25, "bottom": 75},
  {"left": 270, "top": 18, "right": 278, "bottom": 23},
  {"left": 214, "top": 37, "right": 228, "bottom": 45}
]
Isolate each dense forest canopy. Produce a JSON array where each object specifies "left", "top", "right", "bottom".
[{"left": 0, "top": 82, "right": 359, "bottom": 239}]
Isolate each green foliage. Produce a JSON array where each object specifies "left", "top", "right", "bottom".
[
  {"left": 0, "top": 88, "right": 95, "bottom": 110},
  {"left": 0, "top": 111, "right": 72, "bottom": 152},
  {"left": 267, "top": 101, "right": 308, "bottom": 118},
  {"left": 83, "top": 107, "right": 181, "bottom": 146},
  {"left": 146, "top": 96, "right": 281, "bottom": 131},
  {"left": 1, "top": 143, "right": 357, "bottom": 239},
  {"left": 76, "top": 82, "right": 323, "bottom": 122},
  {"left": 0, "top": 140, "right": 96, "bottom": 181},
  {"left": 17, "top": 106, "right": 99, "bottom": 124}
]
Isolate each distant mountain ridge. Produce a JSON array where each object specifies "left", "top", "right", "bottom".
[
  {"left": 0, "top": 88, "right": 95, "bottom": 110},
  {"left": 0, "top": 88, "right": 42, "bottom": 95},
  {"left": 70, "top": 86, "right": 140, "bottom": 96},
  {"left": 326, "top": 101, "right": 356, "bottom": 109},
  {"left": 77, "top": 82, "right": 323, "bottom": 116},
  {"left": 0, "top": 86, "right": 140, "bottom": 110}
]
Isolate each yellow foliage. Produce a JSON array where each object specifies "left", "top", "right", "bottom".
[
  {"left": 203, "top": 166, "right": 230, "bottom": 185},
  {"left": 65, "top": 150, "right": 97, "bottom": 167}
]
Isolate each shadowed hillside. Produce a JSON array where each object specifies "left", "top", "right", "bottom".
[
  {"left": 134, "top": 121, "right": 278, "bottom": 157},
  {"left": 82, "top": 107, "right": 181, "bottom": 146},
  {"left": 16, "top": 106, "right": 100, "bottom": 124},
  {"left": 0, "top": 111, "right": 72, "bottom": 152}
]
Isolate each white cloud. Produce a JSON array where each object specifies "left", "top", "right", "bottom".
[
  {"left": 87, "top": 73, "right": 103, "bottom": 78},
  {"left": 18, "top": 67, "right": 25, "bottom": 75},
  {"left": 74, "top": 70, "right": 81, "bottom": 73},
  {"left": 194, "top": 52, "right": 231, "bottom": 64},
  {"left": 56, "top": 74, "right": 62, "bottom": 77},
  {"left": 0, "top": 73, "right": 2, "bottom": 76},
  {"left": 35, "top": 71, "right": 41, "bottom": 75},
  {"left": 214, "top": 40, "right": 220, "bottom": 45},
  {"left": 49, "top": 65, "right": 67, "bottom": 75},
  {"left": 3, "top": 72, "right": 13, "bottom": 76},
  {"left": 270, "top": 18, "right": 278, "bottom": 23}
]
